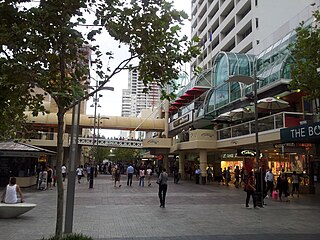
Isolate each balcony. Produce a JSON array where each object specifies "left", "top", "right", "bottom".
[{"left": 217, "top": 112, "right": 313, "bottom": 140}]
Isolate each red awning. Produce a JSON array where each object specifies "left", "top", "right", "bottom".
[{"left": 169, "top": 86, "right": 210, "bottom": 113}]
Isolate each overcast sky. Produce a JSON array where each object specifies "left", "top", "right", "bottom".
[{"left": 87, "top": 0, "right": 192, "bottom": 137}]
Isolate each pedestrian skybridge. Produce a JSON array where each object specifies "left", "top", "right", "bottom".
[{"left": 77, "top": 137, "right": 143, "bottom": 148}]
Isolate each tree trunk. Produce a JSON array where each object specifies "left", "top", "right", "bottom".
[{"left": 55, "top": 108, "right": 65, "bottom": 239}]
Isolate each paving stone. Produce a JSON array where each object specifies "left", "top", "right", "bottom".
[{"left": 0, "top": 175, "right": 320, "bottom": 240}]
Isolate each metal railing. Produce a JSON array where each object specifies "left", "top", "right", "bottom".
[
  {"left": 77, "top": 137, "right": 143, "bottom": 148},
  {"left": 217, "top": 112, "right": 313, "bottom": 140},
  {"left": 24, "top": 132, "right": 143, "bottom": 148}
]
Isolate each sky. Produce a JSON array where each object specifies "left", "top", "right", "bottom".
[{"left": 85, "top": 0, "right": 192, "bottom": 137}]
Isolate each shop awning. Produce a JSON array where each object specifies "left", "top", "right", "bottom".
[
  {"left": 0, "top": 141, "right": 56, "bottom": 157},
  {"left": 170, "top": 86, "right": 210, "bottom": 113}
]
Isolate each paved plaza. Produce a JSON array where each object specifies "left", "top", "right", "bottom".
[{"left": 1, "top": 175, "right": 320, "bottom": 240}]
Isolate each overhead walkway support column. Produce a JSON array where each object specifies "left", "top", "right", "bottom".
[
  {"left": 199, "top": 150, "right": 207, "bottom": 185},
  {"left": 178, "top": 153, "right": 185, "bottom": 180}
]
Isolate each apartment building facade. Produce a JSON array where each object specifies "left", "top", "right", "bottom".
[{"left": 190, "top": 0, "right": 315, "bottom": 71}]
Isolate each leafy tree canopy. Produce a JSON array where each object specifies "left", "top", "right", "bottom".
[{"left": 290, "top": 10, "right": 320, "bottom": 111}]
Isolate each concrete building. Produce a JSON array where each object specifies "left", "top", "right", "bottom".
[
  {"left": 121, "top": 69, "right": 161, "bottom": 118},
  {"left": 190, "top": 0, "right": 315, "bottom": 71}
]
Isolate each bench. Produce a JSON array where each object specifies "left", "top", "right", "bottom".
[{"left": 0, "top": 203, "right": 36, "bottom": 218}]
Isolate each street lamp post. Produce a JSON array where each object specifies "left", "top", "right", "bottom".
[
  {"left": 88, "top": 80, "right": 114, "bottom": 188},
  {"left": 228, "top": 72, "right": 264, "bottom": 206}
]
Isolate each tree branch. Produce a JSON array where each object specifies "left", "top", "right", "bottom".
[{"left": 65, "top": 54, "right": 138, "bottom": 111}]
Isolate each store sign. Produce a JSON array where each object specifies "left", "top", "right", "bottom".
[
  {"left": 171, "top": 112, "right": 192, "bottom": 129},
  {"left": 280, "top": 122, "right": 320, "bottom": 143},
  {"left": 222, "top": 153, "right": 237, "bottom": 158},
  {"left": 38, "top": 154, "right": 47, "bottom": 163},
  {"left": 237, "top": 149, "right": 263, "bottom": 158}
]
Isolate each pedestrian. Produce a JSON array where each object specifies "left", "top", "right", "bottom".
[
  {"left": 86, "top": 165, "right": 91, "bottom": 182},
  {"left": 195, "top": 166, "right": 201, "bottom": 184},
  {"left": 225, "top": 167, "right": 231, "bottom": 186},
  {"left": 217, "top": 168, "right": 223, "bottom": 185},
  {"left": 277, "top": 172, "right": 289, "bottom": 202},
  {"left": 62, "top": 164, "right": 67, "bottom": 182},
  {"left": 76, "top": 165, "right": 84, "bottom": 183},
  {"left": 146, "top": 166, "right": 153, "bottom": 186},
  {"left": 234, "top": 166, "right": 240, "bottom": 188},
  {"left": 158, "top": 168, "right": 168, "bottom": 208},
  {"left": 173, "top": 165, "right": 179, "bottom": 184},
  {"left": 291, "top": 171, "right": 300, "bottom": 198},
  {"left": 127, "top": 164, "right": 134, "bottom": 186},
  {"left": 1, "top": 177, "right": 24, "bottom": 203},
  {"left": 206, "top": 166, "right": 213, "bottom": 183},
  {"left": 114, "top": 165, "right": 121, "bottom": 187},
  {"left": 265, "top": 168, "right": 274, "bottom": 197},
  {"left": 47, "top": 166, "right": 53, "bottom": 190},
  {"left": 244, "top": 171, "right": 258, "bottom": 208},
  {"left": 53, "top": 166, "right": 57, "bottom": 187},
  {"left": 139, "top": 167, "right": 145, "bottom": 187}
]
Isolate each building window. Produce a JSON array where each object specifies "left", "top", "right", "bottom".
[
  {"left": 255, "top": 0, "right": 258, "bottom": 6},
  {"left": 255, "top": 18, "right": 259, "bottom": 28}
]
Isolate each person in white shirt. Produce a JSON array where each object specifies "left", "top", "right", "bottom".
[
  {"left": 76, "top": 165, "right": 84, "bottom": 184},
  {"left": 62, "top": 164, "right": 67, "bottom": 182},
  {"left": 139, "top": 168, "right": 145, "bottom": 187},
  {"left": 1, "top": 177, "right": 24, "bottom": 204},
  {"left": 265, "top": 169, "right": 274, "bottom": 197},
  {"left": 146, "top": 166, "right": 153, "bottom": 187}
]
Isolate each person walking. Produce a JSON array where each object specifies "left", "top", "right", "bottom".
[
  {"left": 158, "top": 168, "right": 169, "bottom": 208},
  {"left": 265, "top": 169, "right": 274, "bottom": 198},
  {"left": 47, "top": 166, "right": 53, "bottom": 190},
  {"left": 1, "top": 177, "right": 24, "bottom": 203},
  {"left": 126, "top": 164, "right": 134, "bottom": 186},
  {"left": 52, "top": 166, "right": 57, "bottom": 187},
  {"left": 86, "top": 165, "right": 91, "bottom": 182},
  {"left": 234, "top": 166, "right": 240, "bottom": 188},
  {"left": 244, "top": 171, "right": 258, "bottom": 208},
  {"left": 225, "top": 167, "right": 231, "bottom": 186},
  {"left": 76, "top": 165, "right": 84, "bottom": 183},
  {"left": 195, "top": 166, "right": 201, "bottom": 184},
  {"left": 146, "top": 166, "right": 153, "bottom": 186},
  {"left": 276, "top": 173, "right": 289, "bottom": 202},
  {"left": 139, "top": 167, "right": 145, "bottom": 187},
  {"left": 62, "top": 164, "right": 67, "bottom": 182},
  {"left": 114, "top": 165, "right": 121, "bottom": 187},
  {"left": 291, "top": 171, "right": 300, "bottom": 198}
]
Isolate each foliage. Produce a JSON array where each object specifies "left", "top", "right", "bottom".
[
  {"left": 92, "top": 146, "right": 112, "bottom": 163},
  {"left": 42, "top": 233, "right": 93, "bottom": 240},
  {"left": 290, "top": 10, "right": 320, "bottom": 111},
  {"left": 112, "top": 148, "right": 141, "bottom": 162},
  {"left": 0, "top": 1, "right": 46, "bottom": 140},
  {"left": 95, "top": 0, "right": 200, "bottom": 99}
]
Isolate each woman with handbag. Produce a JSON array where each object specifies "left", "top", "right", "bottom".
[{"left": 157, "top": 168, "right": 168, "bottom": 208}]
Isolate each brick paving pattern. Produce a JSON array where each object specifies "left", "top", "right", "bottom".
[{"left": 1, "top": 175, "right": 320, "bottom": 240}]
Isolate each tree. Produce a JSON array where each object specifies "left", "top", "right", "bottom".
[
  {"left": 290, "top": 10, "right": 320, "bottom": 112},
  {"left": 112, "top": 148, "right": 141, "bottom": 162},
  {"left": 0, "top": 0, "right": 199, "bottom": 238},
  {"left": 93, "top": 146, "right": 112, "bottom": 163}
]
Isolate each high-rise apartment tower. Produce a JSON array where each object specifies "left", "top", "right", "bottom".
[{"left": 190, "top": 0, "right": 315, "bottom": 71}]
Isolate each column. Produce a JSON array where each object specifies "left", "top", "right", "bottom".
[
  {"left": 163, "top": 99, "right": 169, "bottom": 138},
  {"left": 199, "top": 150, "right": 208, "bottom": 185},
  {"left": 179, "top": 153, "right": 185, "bottom": 180}
]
